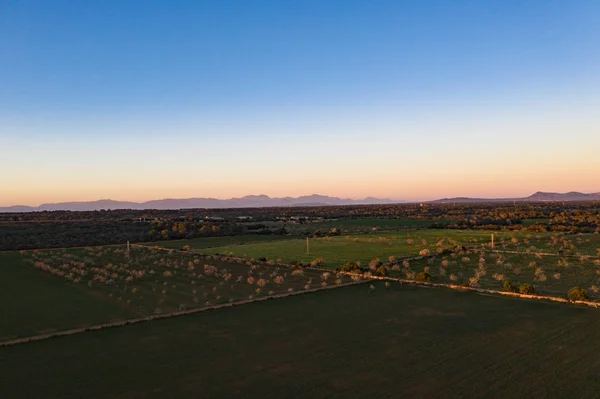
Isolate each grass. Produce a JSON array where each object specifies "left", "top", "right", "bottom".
[
  {"left": 0, "top": 252, "right": 135, "bottom": 340},
  {"left": 2, "top": 282, "right": 600, "bottom": 398},
  {"left": 3, "top": 246, "right": 351, "bottom": 339},
  {"left": 200, "top": 230, "right": 528, "bottom": 270},
  {"left": 145, "top": 234, "right": 298, "bottom": 250}
]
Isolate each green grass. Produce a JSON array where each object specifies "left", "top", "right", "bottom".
[
  {"left": 201, "top": 230, "right": 523, "bottom": 269},
  {"left": 0, "top": 252, "right": 135, "bottom": 340},
  {"left": 2, "top": 282, "right": 600, "bottom": 398},
  {"left": 146, "top": 234, "right": 298, "bottom": 250}
]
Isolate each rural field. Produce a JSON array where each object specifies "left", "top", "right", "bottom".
[
  {"left": 2, "top": 282, "right": 600, "bottom": 398},
  {"left": 493, "top": 232, "right": 600, "bottom": 257},
  {"left": 394, "top": 247, "right": 600, "bottom": 299},
  {"left": 0, "top": 252, "right": 135, "bottom": 340},
  {"left": 188, "top": 230, "right": 539, "bottom": 270},
  {"left": 282, "top": 217, "right": 453, "bottom": 233},
  {"left": 146, "top": 234, "right": 298, "bottom": 250},
  {"left": 1, "top": 246, "right": 353, "bottom": 340}
]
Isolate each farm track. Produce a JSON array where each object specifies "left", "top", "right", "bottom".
[{"left": 0, "top": 279, "right": 370, "bottom": 348}]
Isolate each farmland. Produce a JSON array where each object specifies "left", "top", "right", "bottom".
[
  {"left": 147, "top": 233, "right": 297, "bottom": 250},
  {"left": 0, "top": 252, "right": 135, "bottom": 340},
  {"left": 283, "top": 217, "right": 453, "bottom": 234},
  {"left": 196, "top": 230, "right": 532, "bottom": 270},
  {"left": 1, "top": 246, "right": 353, "bottom": 339},
  {"left": 491, "top": 232, "right": 600, "bottom": 257},
  {"left": 1, "top": 202, "right": 599, "bottom": 398},
  {"left": 391, "top": 248, "right": 600, "bottom": 299},
  {"left": 2, "top": 282, "right": 600, "bottom": 398}
]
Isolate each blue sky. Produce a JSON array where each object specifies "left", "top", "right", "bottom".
[{"left": 1, "top": 1, "right": 599, "bottom": 205}]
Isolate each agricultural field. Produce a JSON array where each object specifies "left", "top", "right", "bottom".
[
  {"left": 284, "top": 217, "right": 453, "bottom": 234},
  {"left": 0, "top": 252, "right": 135, "bottom": 340},
  {"left": 2, "top": 282, "right": 600, "bottom": 398},
  {"left": 197, "top": 230, "right": 534, "bottom": 270},
  {"left": 2, "top": 246, "right": 353, "bottom": 340},
  {"left": 491, "top": 232, "right": 600, "bottom": 257},
  {"left": 388, "top": 237, "right": 600, "bottom": 299},
  {"left": 145, "top": 234, "right": 298, "bottom": 250}
]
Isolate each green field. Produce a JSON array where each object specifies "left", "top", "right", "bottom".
[
  {"left": 1, "top": 246, "right": 351, "bottom": 339},
  {"left": 198, "top": 230, "right": 524, "bottom": 269},
  {"left": 494, "top": 232, "right": 600, "bottom": 257},
  {"left": 2, "top": 282, "right": 600, "bottom": 398},
  {"left": 146, "top": 234, "right": 298, "bottom": 250}
]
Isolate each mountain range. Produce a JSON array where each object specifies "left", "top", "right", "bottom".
[
  {"left": 431, "top": 191, "right": 600, "bottom": 204},
  {"left": 2, "top": 191, "right": 599, "bottom": 212},
  {"left": 0, "top": 194, "right": 400, "bottom": 212}
]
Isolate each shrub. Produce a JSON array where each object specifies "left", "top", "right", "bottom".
[
  {"left": 341, "top": 262, "right": 360, "bottom": 273},
  {"left": 369, "top": 258, "right": 382, "bottom": 271},
  {"left": 375, "top": 265, "right": 389, "bottom": 277},
  {"left": 519, "top": 283, "right": 535, "bottom": 295},
  {"left": 503, "top": 279, "right": 518, "bottom": 293},
  {"left": 310, "top": 257, "right": 326, "bottom": 268},
  {"left": 181, "top": 245, "right": 191, "bottom": 251},
  {"left": 416, "top": 272, "right": 432, "bottom": 282},
  {"left": 568, "top": 286, "right": 590, "bottom": 301}
]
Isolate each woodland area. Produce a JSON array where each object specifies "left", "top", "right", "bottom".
[{"left": 1, "top": 202, "right": 599, "bottom": 251}]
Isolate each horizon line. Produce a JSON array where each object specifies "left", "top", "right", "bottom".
[{"left": 2, "top": 189, "right": 600, "bottom": 209}]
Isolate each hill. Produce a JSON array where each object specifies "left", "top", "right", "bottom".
[
  {"left": 432, "top": 191, "right": 600, "bottom": 204},
  {"left": 0, "top": 195, "right": 399, "bottom": 212}
]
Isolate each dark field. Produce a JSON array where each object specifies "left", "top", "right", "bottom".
[
  {"left": 147, "top": 234, "right": 297, "bottom": 250},
  {"left": 285, "top": 217, "right": 453, "bottom": 233},
  {"left": 0, "top": 252, "right": 134, "bottom": 340},
  {"left": 2, "top": 282, "right": 600, "bottom": 398},
  {"left": 1, "top": 247, "right": 351, "bottom": 339}
]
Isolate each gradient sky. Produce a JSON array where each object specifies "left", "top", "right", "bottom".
[{"left": 1, "top": 1, "right": 599, "bottom": 206}]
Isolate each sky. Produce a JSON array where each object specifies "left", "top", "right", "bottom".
[{"left": 1, "top": 0, "right": 599, "bottom": 206}]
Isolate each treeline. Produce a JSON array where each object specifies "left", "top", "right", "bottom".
[
  {"left": 0, "top": 221, "right": 152, "bottom": 251},
  {"left": 147, "top": 219, "right": 287, "bottom": 240},
  {"left": 3, "top": 201, "right": 599, "bottom": 224},
  {"left": 0, "top": 219, "right": 288, "bottom": 251},
  {"left": 2, "top": 202, "right": 599, "bottom": 250}
]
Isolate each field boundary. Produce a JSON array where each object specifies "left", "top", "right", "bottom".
[
  {"left": 0, "top": 279, "right": 369, "bottom": 348},
  {"left": 154, "top": 237, "right": 302, "bottom": 251},
  {"left": 340, "top": 272, "right": 600, "bottom": 309},
  {"left": 489, "top": 249, "right": 599, "bottom": 259},
  {"left": 143, "top": 243, "right": 600, "bottom": 308}
]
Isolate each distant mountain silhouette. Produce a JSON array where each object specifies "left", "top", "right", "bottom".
[
  {"left": 432, "top": 191, "right": 600, "bottom": 204},
  {"left": 0, "top": 195, "right": 400, "bottom": 212}
]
